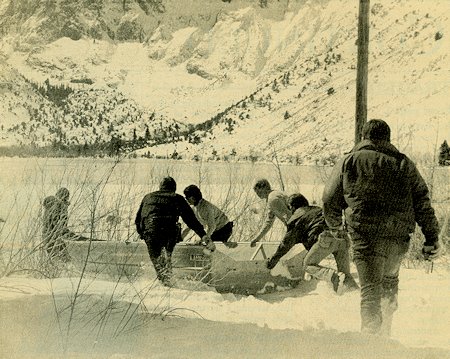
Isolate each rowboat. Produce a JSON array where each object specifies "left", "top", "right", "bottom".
[{"left": 64, "top": 240, "right": 307, "bottom": 295}]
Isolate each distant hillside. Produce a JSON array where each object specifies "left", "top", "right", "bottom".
[
  {"left": 0, "top": 60, "right": 186, "bottom": 155},
  {"left": 0, "top": 0, "right": 449, "bottom": 163},
  {"left": 142, "top": 0, "right": 450, "bottom": 164}
]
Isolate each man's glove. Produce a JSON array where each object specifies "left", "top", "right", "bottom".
[
  {"left": 201, "top": 234, "right": 211, "bottom": 243},
  {"left": 201, "top": 235, "right": 216, "bottom": 252},
  {"left": 328, "top": 228, "right": 350, "bottom": 241},
  {"left": 422, "top": 242, "right": 442, "bottom": 260},
  {"left": 250, "top": 239, "right": 259, "bottom": 247}
]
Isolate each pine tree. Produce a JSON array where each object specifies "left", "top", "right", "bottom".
[
  {"left": 144, "top": 126, "right": 150, "bottom": 142},
  {"left": 438, "top": 140, "right": 450, "bottom": 165}
]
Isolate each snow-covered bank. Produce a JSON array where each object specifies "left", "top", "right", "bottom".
[
  {"left": 2, "top": 295, "right": 449, "bottom": 359},
  {"left": 1, "top": 261, "right": 449, "bottom": 356}
]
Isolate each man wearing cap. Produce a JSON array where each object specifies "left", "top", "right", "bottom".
[
  {"left": 322, "top": 119, "right": 442, "bottom": 335},
  {"left": 135, "top": 177, "right": 210, "bottom": 286}
]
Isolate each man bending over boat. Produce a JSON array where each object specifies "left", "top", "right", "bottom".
[
  {"left": 182, "top": 185, "right": 234, "bottom": 244},
  {"left": 266, "top": 193, "right": 359, "bottom": 295},
  {"left": 249, "top": 179, "right": 292, "bottom": 247},
  {"left": 135, "top": 177, "right": 212, "bottom": 286},
  {"left": 42, "top": 187, "right": 88, "bottom": 262}
]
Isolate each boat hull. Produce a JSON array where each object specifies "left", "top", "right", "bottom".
[{"left": 64, "top": 240, "right": 307, "bottom": 295}]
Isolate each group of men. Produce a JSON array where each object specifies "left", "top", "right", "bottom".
[
  {"left": 42, "top": 119, "right": 442, "bottom": 337},
  {"left": 134, "top": 177, "right": 231, "bottom": 285},
  {"left": 134, "top": 119, "right": 442, "bottom": 336}
]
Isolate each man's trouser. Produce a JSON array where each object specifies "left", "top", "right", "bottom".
[
  {"left": 303, "top": 232, "right": 355, "bottom": 285},
  {"left": 44, "top": 237, "right": 71, "bottom": 262},
  {"left": 351, "top": 233, "right": 409, "bottom": 335},
  {"left": 211, "top": 222, "right": 233, "bottom": 242},
  {"left": 143, "top": 229, "right": 179, "bottom": 286}
]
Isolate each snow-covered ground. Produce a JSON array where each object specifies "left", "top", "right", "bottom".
[{"left": 1, "top": 258, "right": 449, "bottom": 358}]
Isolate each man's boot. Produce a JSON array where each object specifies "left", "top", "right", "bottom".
[
  {"left": 343, "top": 276, "right": 360, "bottom": 292},
  {"left": 331, "top": 272, "right": 346, "bottom": 295},
  {"left": 380, "top": 296, "right": 398, "bottom": 337},
  {"left": 159, "top": 252, "right": 173, "bottom": 287}
]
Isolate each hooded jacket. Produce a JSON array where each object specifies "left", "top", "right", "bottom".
[
  {"left": 42, "top": 195, "right": 70, "bottom": 241},
  {"left": 322, "top": 140, "right": 439, "bottom": 245},
  {"left": 135, "top": 183, "right": 206, "bottom": 240}
]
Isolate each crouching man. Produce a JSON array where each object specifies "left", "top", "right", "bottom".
[
  {"left": 266, "top": 194, "right": 358, "bottom": 294},
  {"left": 135, "top": 177, "right": 210, "bottom": 286}
]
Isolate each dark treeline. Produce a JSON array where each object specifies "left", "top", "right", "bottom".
[
  {"left": 28, "top": 78, "right": 74, "bottom": 107},
  {"left": 0, "top": 137, "right": 149, "bottom": 158}
]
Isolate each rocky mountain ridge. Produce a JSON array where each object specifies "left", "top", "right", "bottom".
[{"left": 0, "top": 0, "right": 448, "bottom": 163}]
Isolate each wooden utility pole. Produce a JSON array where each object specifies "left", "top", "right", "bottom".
[{"left": 355, "top": 0, "right": 370, "bottom": 144}]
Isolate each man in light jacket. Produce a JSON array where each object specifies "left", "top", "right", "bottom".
[
  {"left": 183, "top": 185, "right": 233, "bottom": 243},
  {"left": 249, "top": 179, "right": 292, "bottom": 247}
]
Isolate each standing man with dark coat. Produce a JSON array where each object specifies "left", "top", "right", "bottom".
[
  {"left": 135, "top": 177, "right": 209, "bottom": 286},
  {"left": 322, "top": 119, "right": 441, "bottom": 336}
]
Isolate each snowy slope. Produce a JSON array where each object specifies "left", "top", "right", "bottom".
[
  {"left": 0, "top": 0, "right": 449, "bottom": 162},
  {"left": 146, "top": 0, "right": 450, "bottom": 163}
]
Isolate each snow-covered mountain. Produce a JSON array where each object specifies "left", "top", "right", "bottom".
[{"left": 0, "top": 0, "right": 448, "bottom": 163}]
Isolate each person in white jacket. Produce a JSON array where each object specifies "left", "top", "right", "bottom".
[
  {"left": 182, "top": 185, "right": 234, "bottom": 243},
  {"left": 249, "top": 179, "right": 292, "bottom": 247}
]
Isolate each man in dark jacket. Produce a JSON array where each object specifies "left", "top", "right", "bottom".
[
  {"left": 135, "top": 177, "right": 209, "bottom": 286},
  {"left": 42, "top": 187, "right": 87, "bottom": 262},
  {"left": 322, "top": 119, "right": 441, "bottom": 335},
  {"left": 266, "top": 194, "right": 358, "bottom": 294}
]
